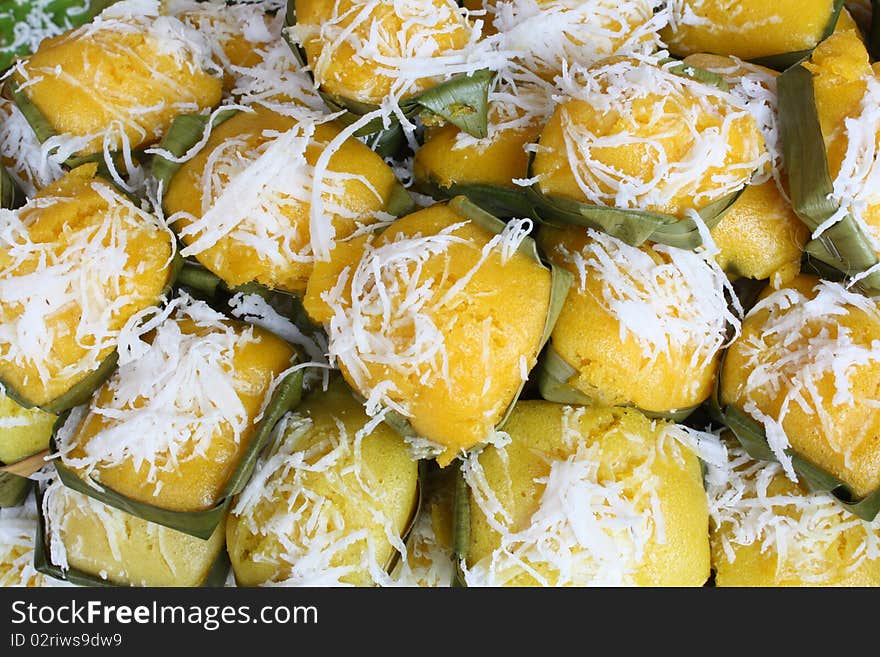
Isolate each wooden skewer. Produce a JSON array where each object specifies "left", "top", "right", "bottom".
[{"left": 0, "top": 449, "right": 50, "bottom": 477}]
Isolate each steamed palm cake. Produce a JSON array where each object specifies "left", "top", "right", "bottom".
[
  {"left": 721, "top": 275, "right": 880, "bottom": 498},
  {"left": 532, "top": 56, "right": 763, "bottom": 220},
  {"left": 462, "top": 401, "right": 710, "bottom": 586},
  {"left": 305, "top": 202, "right": 553, "bottom": 466},
  {"left": 540, "top": 224, "right": 738, "bottom": 414},
  {"left": 0, "top": 164, "right": 175, "bottom": 408},
  {"left": 489, "top": 0, "right": 667, "bottom": 80},
  {"left": 291, "top": 0, "right": 473, "bottom": 104},
  {"left": 57, "top": 295, "right": 296, "bottom": 513},
  {"left": 43, "top": 480, "right": 225, "bottom": 586},
  {"left": 681, "top": 54, "right": 808, "bottom": 282},
  {"left": 164, "top": 106, "right": 399, "bottom": 294},
  {"left": 227, "top": 377, "right": 418, "bottom": 586},
  {"left": 708, "top": 442, "right": 880, "bottom": 587},
  {"left": 0, "top": 392, "right": 55, "bottom": 466},
  {"left": 802, "top": 29, "right": 880, "bottom": 253},
  {"left": 11, "top": 0, "right": 222, "bottom": 158},
  {"left": 662, "top": 0, "right": 843, "bottom": 61}
]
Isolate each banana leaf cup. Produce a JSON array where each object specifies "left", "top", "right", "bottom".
[
  {"left": 312, "top": 196, "right": 572, "bottom": 466},
  {"left": 227, "top": 376, "right": 421, "bottom": 586},
  {"left": 4, "top": 3, "right": 222, "bottom": 174},
  {"left": 778, "top": 58, "right": 880, "bottom": 292},
  {"left": 0, "top": 164, "right": 183, "bottom": 414},
  {"left": 33, "top": 479, "right": 231, "bottom": 587},
  {"left": 712, "top": 275, "right": 880, "bottom": 522},
  {"left": 713, "top": 362, "right": 880, "bottom": 522},
  {"left": 283, "top": 0, "right": 492, "bottom": 141},
  {"left": 526, "top": 63, "right": 752, "bottom": 251},
  {"left": 0, "top": 162, "right": 24, "bottom": 208},
  {"left": 154, "top": 106, "right": 417, "bottom": 300},
  {"left": 51, "top": 360, "right": 304, "bottom": 540},
  {"left": 457, "top": 400, "right": 711, "bottom": 587}
]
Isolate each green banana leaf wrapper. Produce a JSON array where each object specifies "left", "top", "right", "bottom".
[
  {"left": 451, "top": 462, "right": 469, "bottom": 588},
  {"left": 0, "top": 471, "right": 32, "bottom": 507},
  {"left": 749, "top": 0, "right": 846, "bottom": 70},
  {"left": 778, "top": 60, "right": 880, "bottom": 291},
  {"left": 712, "top": 349, "right": 880, "bottom": 521},
  {"left": 376, "top": 196, "right": 572, "bottom": 445},
  {"left": 0, "top": 249, "right": 183, "bottom": 413},
  {"left": 527, "top": 179, "right": 744, "bottom": 252},
  {"left": 4, "top": 79, "right": 138, "bottom": 171},
  {"left": 536, "top": 344, "right": 700, "bottom": 423},
  {"left": 32, "top": 483, "right": 231, "bottom": 587},
  {"left": 0, "top": 163, "right": 24, "bottom": 209},
  {"left": 50, "top": 367, "right": 304, "bottom": 539},
  {"left": 415, "top": 178, "right": 535, "bottom": 219},
  {"left": 283, "top": 0, "right": 492, "bottom": 140},
  {"left": 151, "top": 108, "right": 240, "bottom": 199},
  {"left": 0, "top": 0, "right": 119, "bottom": 72}
]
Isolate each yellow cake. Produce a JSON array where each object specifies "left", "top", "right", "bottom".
[
  {"left": 463, "top": 401, "right": 710, "bottom": 586},
  {"left": 164, "top": 106, "right": 399, "bottom": 294},
  {"left": 663, "top": 0, "right": 844, "bottom": 61},
  {"left": 0, "top": 164, "right": 176, "bottom": 408},
  {"left": 539, "top": 223, "right": 737, "bottom": 414},
  {"left": 57, "top": 295, "right": 296, "bottom": 512},
  {"left": 0, "top": 392, "right": 55, "bottom": 466},
  {"left": 292, "top": 0, "right": 473, "bottom": 104},
  {"left": 43, "top": 480, "right": 226, "bottom": 586},
  {"left": 227, "top": 377, "right": 419, "bottom": 586},
  {"left": 11, "top": 1, "right": 222, "bottom": 158},
  {"left": 801, "top": 28, "right": 880, "bottom": 252},
  {"left": 532, "top": 56, "right": 764, "bottom": 220},
  {"left": 305, "top": 201, "right": 555, "bottom": 466},
  {"left": 721, "top": 275, "right": 880, "bottom": 498},
  {"left": 681, "top": 53, "right": 808, "bottom": 281},
  {"left": 708, "top": 441, "right": 880, "bottom": 586}
]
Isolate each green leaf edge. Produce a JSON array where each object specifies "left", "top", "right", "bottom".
[
  {"left": 282, "top": 0, "right": 493, "bottom": 138},
  {"left": 713, "top": 347, "right": 880, "bottom": 521},
  {"left": 32, "top": 483, "right": 231, "bottom": 587},
  {"left": 50, "top": 367, "right": 304, "bottom": 539},
  {"left": 778, "top": 61, "right": 880, "bottom": 291}
]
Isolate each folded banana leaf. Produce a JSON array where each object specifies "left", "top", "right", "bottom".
[
  {"left": 376, "top": 196, "right": 572, "bottom": 444},
  {"left": 153, "top": 108, "right": 417, "bottom": 273},
  {"left": 750, "top": 0, "right": 846, "bottom": 70},
  {"left": 0, "top": 250, "right": 183, "bottom": 413},
  {"left": 0, "top": 470, "right": 31, "bottom": 507},
  {"left": 451, "top": 463, "right": 469, "bottom": 588},
  {"left": 537, "top": 344, "right": 700, "bottom": 423},
  {"left": 526, "top": 173, "right": 744, "bottom": 252},
  {"left": 283, "top": 0, "right": 492, "bottom": 139},
  {"left": 32, "top": 483, "right": 231, "bottom": 587},
  {"left": 151, "top": 108, "right": 240, "bottom": 199},
  {"left": 0, "top": 163, "right": 24, "bottom": 209},
  {"left": 778, "top": 58, "right": 880, "bottom": 291},
  {"left": 415, "top": 178, "right": 535, "bottom": 219},
  {"left": 713, "top": 351, "right": 880, "bottom": 521},
  {"left": 0, "top": 0, "right": 119, "bottom": 72},
  {"left": 51, "top": 367, "right": 304, "bottom": 539}
]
